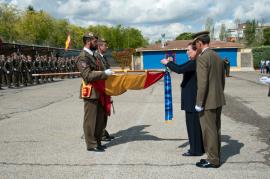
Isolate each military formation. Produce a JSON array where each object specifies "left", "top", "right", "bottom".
[{"left": 0, "top": 53, "right": 79, "bottom": 89}]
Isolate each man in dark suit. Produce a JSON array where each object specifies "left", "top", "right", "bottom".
[
  {"left": 193, "top": 31, "right": 226, "bottom": 168},
  {"left": 161, "top": 42, "right": 204, "bottom": 156}
]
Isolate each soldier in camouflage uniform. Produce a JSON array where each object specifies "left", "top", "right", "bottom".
[
  {"left": 20, "top": 55, "right": 28, "bottom": 86},
  {"left": 33, "top": 56, "right": 41, "bottom": 84},
  {"left": 53, "top": 57, "right": 59, "bottom": 79},
  {"left": 0, "top": 55, "right": 6, "bottom": 89},
  {"left": 12, "top": 53, "right": 21, "bottom": 87},
  {"left": 4, "top": 56, "right": 13, "bottom": 88},
  {"left": 43, "top": 56, "right": 49, "bottom": 83},
  {"left": 60, "top": 57, "right": 66, "bottom": 79},
  {"left": 48, "top": 56, "right": 54, "bottom": 82},
  {"left": 40, "top": 56, "right": 45, "bottom": 83},
  {"left": 71, "top": 57, "right": 77, "bottom": 78},
  {"left": 26, "top": 56, "right": 33, "bottom": 85}
]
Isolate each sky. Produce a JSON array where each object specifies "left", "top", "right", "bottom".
[{"left": 2, "top": 0, "right": 270, "bottom": 42}]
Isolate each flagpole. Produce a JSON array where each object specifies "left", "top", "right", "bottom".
[{"left": 32, "top": 70, "right": 165, "bottom": 77}]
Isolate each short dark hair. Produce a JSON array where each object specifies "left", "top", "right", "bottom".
[
  {"left": 83, "top": 36, "right": 95, "bottom": 45},
  {"left": 196, "top": 35, "right": 210, "bottom": 44}
]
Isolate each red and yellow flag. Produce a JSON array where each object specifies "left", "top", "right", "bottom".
[
  {"left": 93, "top": 71, "right": 165, "bottom": 96},
  {"left": 92, "top": 71, "right": 165, "bottom": 115},
  {"left": 65, "top": 33, "right": 71, "bottom": 50}
]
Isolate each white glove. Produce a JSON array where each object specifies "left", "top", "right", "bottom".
[
  {"left": 195, "top": 105, "right": 204, "bottom": 112},
  {"left": 7, "top": 71, "right": 10, "bottom": 74},
  {"left": 104, "top": 69, "right": 114, "bottom": 76}
]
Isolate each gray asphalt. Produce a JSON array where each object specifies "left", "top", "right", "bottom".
[{"left": 0, "top": 71, "right": 269, "bottom": 179}]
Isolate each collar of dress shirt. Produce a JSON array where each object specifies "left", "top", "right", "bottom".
[
  {"left": 200, "top": 47, "right": 209, "bottom": 56},
  {"left": 83, "top": 47, "right": 93, "bottom": 56},
  {"left": 99, "top": 52, "right": 104, "bottom": 58}
]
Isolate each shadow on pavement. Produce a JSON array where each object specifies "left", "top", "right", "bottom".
[
  {"left": 178, "top": 141, "right": 189, "bottom": 148},
  {"left": 106, "top": 125, "right": 187, "bottom": 148},
  {"left": 221, "top": 134, "right": 244, "bottom": 164}
]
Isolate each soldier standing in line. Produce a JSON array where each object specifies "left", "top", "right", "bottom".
[
  {"left": 224, "top": 57, "right": 230, "bottom": 77},
  {"left": 0, "top": 55, "right": 6, "bottom": 90},
  {"left": 33, "top": 56, "right": 41, "bottom": 84},
  {"left": 40, "top": 56, "right": 45, "bottom": 83},
  {"left": 77, "top": 32, "right": 113, "bottom": 152},
  {"left": 4, "top": 56, "right": 13, "bottom": 88},
  {"left": 20, "top": 55, "right": 28, "bottom": 86},
  {"left": 60, "top": 57, "right": 66, "bottom": 79},
  {"left": 73, "top": 56, "right": 80, "bottom": 78},
  {"left": 70, "top": 57, "right": 76, "bottom": 78},
  {"left": 53, "top": 57, "right": 59, "bottom": 78},
  {"left": 12, "top": 53, "right": 20, "bottom": 87},
  {"left": 48, "top": 56, "right": 54, "bottom": 82},
  {"left": 95, "top": 38, "right": 115, "bottom": 141},
  {"left": 26, "top": 55, "right": 33, "bottom": 85},
  {"left": 66, "top": 57, "right": 71, "bottom": 78},
  {"left": 43, "top": 56, "right": 49, "bottom": 83}
]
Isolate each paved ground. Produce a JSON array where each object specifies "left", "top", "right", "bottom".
[{"left": 0, "top": 71, "right": 269, "bottom": 179}]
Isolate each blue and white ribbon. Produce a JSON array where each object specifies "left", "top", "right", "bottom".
[{"left": 164, "top": 70, "right": 173, "bottom": 121}]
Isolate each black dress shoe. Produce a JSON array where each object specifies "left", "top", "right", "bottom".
[
  {"left": 182, "top": 152, "right": 203, "bottom": 156},
  {"left": 87, "top": 146, "right": 105, "bottom": 152},
  {"left": 199, "top": 159, "right": 207, "bottom": 164},
  {"left": 108, "top": 135, "right": 115, "bottom": 140},
  {"left": 182, "top": 152, "right": 195, "bottom": 156},
  {"left": 102, "top": 135, "right": 115, "bottom": 141},
  {"left": 102, "top": 137, "right": 111, "bottom": 141},
  {"left": 196, "top": 160, "right": 219, "bottom": 168},
  {"left": 98, "top": 144, "right": 107, "bottom": 149}
]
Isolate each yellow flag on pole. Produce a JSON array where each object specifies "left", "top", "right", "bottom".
[{"left": 65, "top": 33, "right": 71, "bottom": 50}]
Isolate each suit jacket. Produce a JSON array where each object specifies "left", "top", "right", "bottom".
[
  {"left": 77, "top": 50, "right": 107, "bottom": 100},
  {"left": 167, "top": 60, "right": 197, "bottom": 112},
  {"left": 196, "top": 48, "right": 226, "bottom": 110}
]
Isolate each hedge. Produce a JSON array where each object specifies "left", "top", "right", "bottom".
[{"left": 252, "top": 46, "right": 270, "bottom": 68}]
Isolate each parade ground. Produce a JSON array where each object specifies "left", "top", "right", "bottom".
[{"left": 0, "top": 71, "right": 269, "bottom": 179}]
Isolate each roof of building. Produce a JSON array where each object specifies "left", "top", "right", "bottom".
[
  {"left": 0, "top": 42, "right": 80, "bottom": 57},
  {"left": 136, "top": 40, "right": 244, "bottom": 52}
]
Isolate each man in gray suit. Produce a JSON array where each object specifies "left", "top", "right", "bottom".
[{"left": 193, "top": 31, "right": 226, "bottom": 168}]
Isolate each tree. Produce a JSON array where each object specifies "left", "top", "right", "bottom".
[
  {"left": 88, "top": 25, "right": 148, "bottom": 50},
  {"left": 48, "top": 19, "right": 70, "bottom": 47},
  {"left": 27, "top": 5, "right": 35, "bottom": 12},
  {"left": 155, "top": 39, "right": 161, "bottom": 44},
  {"left": 69, "top": 24, "right": 84, "bottom": 49},
  {"left": 16, "top": 10, "right": 54, "bottom": 45},
  {"left": 175, "top": 32, "right": 193, "bottom": 40},
  {"left": 205, "top": 17, "right": 215, "bottom": 40},
  {"left": 0, "top": 3, "right": 20, "bottom": 42},
  {"left": 124, "top": 27, "right": 148, "bottom": 48},
  {"left": 0, "top": 2, "right": 148, "bottom": 49},
  {"left": 244, "top": 20, "right": 257, "bottom": 46},
  {"left": 234, "top": 18, "right": 241, "bottom": 42},
  {"left": 219, "top": 24, "right": 227, "bottom": 41},
  {"left": 263, "top": 27, "right": 270, "bottom": 45}
]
